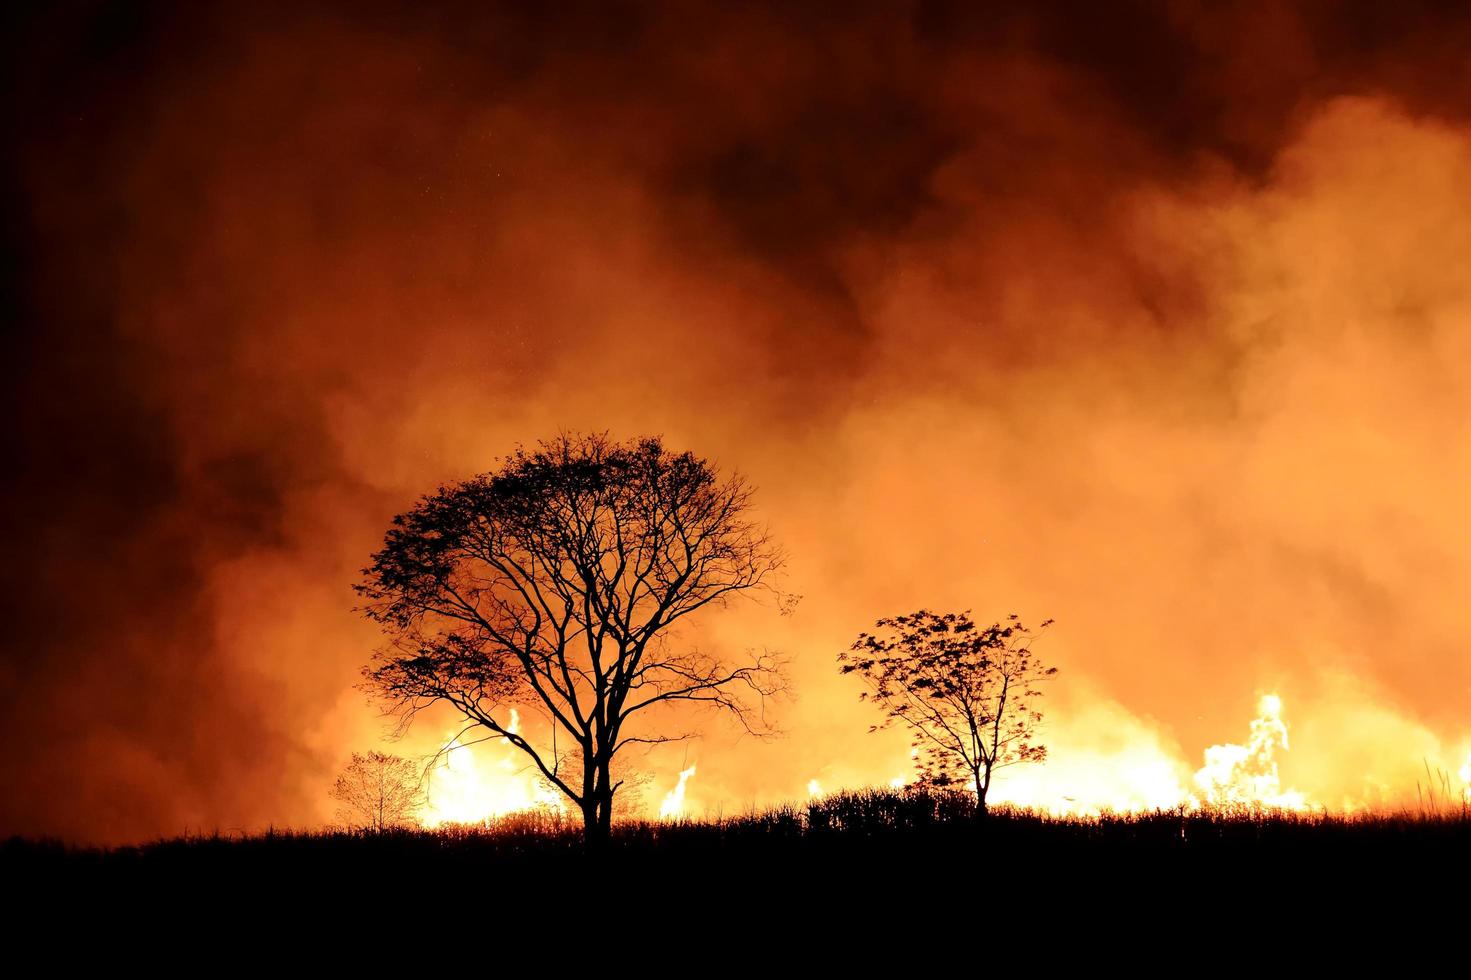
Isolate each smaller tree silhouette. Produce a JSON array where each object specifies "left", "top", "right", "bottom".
[
  {"left": 330, "top": 750, "right": 426, "bottom": 831},
  {"left": 840, "top": 611, "right": 1057, "bottom": 816}
]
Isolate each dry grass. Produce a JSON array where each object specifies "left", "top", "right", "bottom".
[{"left": 7, "top": 786, "right": 1466, "bottom": 877}]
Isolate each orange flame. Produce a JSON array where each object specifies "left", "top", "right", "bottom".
[
  {"left": 1192, "top": 694, "right": 1309, "bottom": 809},
  {"left": 420, "top": 711, "right": 565, "bottom": 826},
  {"left": 952, "top": 691, "right": 1310, "bottom": 815},
  {"left": 659, "top": 765, "right": 698, "bottom": 820}
]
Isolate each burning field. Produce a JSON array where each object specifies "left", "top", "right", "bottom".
[{"left": 3, "top": 2, "right": 1471, "bottom": 904}]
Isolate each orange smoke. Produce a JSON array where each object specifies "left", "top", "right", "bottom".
[{"left": 9, "top": 4, "right": 1471, "bottom": 842}]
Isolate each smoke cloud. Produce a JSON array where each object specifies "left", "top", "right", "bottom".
[{"left": 4, "top": 2, "right": 1471, "bottom": 841}]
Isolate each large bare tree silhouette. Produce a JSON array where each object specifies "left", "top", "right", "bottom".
[{"left": 356, "top": 433, "right": 786, "bottom": 845}]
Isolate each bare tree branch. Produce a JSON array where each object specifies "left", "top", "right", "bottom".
[{"left": 355, "top": 433, "right": 788, "bottom": 845}]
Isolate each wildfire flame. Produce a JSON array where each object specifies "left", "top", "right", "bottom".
[
  {"left": 1192, "top": 694, "right": 1309, "bottom": 809},
  {"left": 420, "top": 710, "right": 565, "bottom": 826},
  {"left": 1461, "top": 754, "right": 1471, "bottom": 803},
  {"left": 659, "top": 765, "right": 697, "bottom": 820},
  {"left": 416, "top": 692, "right": 1455, "bottom": 825},
  {"left": 937, "top": 691, "right": 1311, "bottom": 816}
]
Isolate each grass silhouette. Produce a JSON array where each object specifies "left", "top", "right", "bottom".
[
  {"left": 6, "top": 787, "right": 1465, "bottom": 946},
  {"left": 8, "top": 786, "right": 1466, "bottom": 865}
]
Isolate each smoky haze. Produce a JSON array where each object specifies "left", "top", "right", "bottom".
[{"left": 4, "top": 1, "right": 1471, "bottom": 842}]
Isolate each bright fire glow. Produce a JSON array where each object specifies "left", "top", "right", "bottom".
[
  {"left": 964, "top": 691, "right": 1312, "bottom": 816},
  {"left": 1461, "top": 754, "right": 1471, "bottom": 802},
  {"left": 420, "top": 711, "right": 566, "bottom": 826},
  {"left": 659, "top": 765, "right": 698, "bottom": 819},
  {"left": 1192, "top": 693, "right": 1309, "bottom": 809},
  {"left": 419, "top": 692, "right": 1456, "bottom": 824}
]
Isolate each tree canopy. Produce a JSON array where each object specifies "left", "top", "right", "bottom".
[
  {"left": 840, "top": 610, "right": 1057, "bottom": 815},
  {"left": 356, "top": 433, "right": 786, "bottom": 843}
]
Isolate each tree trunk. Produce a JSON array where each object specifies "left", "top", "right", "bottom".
[
  {"left": 594, "top": 757, "right": 614, "bottom": 844},
  {"left": 580, "top": 755, "right": 616, "bottom": 850},
  {"left": 976, "top": 765, "right": 991, "bottom": 820},
  {"left": 597, "top": 790, "right": 614, "bottom": 841},
  {"left": 581, "top": 799, "right": 606, "bottom": 848},
  {"left": 580, "top": 758, "right": 606, "bottom": 849}
]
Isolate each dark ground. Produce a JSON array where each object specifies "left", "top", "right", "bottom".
[{"left": 6, "top": 789, "right": 1465, "bottom": 956}]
